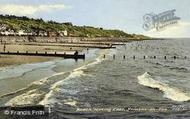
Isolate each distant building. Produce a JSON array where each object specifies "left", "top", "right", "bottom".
[
  {"left": 0, "top": 29, "right": 15, "bottom": 36},
  {"left": 59, "top": 30, "right": 68, "bottom": 37},
  {"left": 27, "top": 32, "right": 33, "bottom": 36},
  {"left": 18, "top": 30, "right": 27, "bottom": 36},
  {"left": 63, "top": 30, "right": 68, "bottom": 36},
  {"left": 86, "top": 34, "right": 90, "bottom": 37},
  {"left": 37, "top": 30, "right": 48, "bottom": 37},
  {"left": 1, "top": 31, "right": 10, "bottom": 36},
  {"left": 68, "top": 33, "right": 76, "bottom": 37},
  {"left": 47, "top": 31, "right": 58, "bottom": 37}
]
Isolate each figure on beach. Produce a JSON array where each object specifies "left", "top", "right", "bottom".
[
  {"left": 74, "top": 50, "right": 79, "bottom": 62},
  {"left": 74, "top": 50, "right": 78, "bottom": 56}
]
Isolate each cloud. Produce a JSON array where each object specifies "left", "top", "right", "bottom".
[
  {"left": 0, "top": 4, "right": 69, "bottom": 16},
  {"left": 143, "top": 21, "right": 190, "bottom": 38}
]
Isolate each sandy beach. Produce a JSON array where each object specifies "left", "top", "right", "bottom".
[
  {"left": 0, "top": 37, "right": 122, "bottom": 68},
  {"left": 0, "top": 44, "right": 85, "bottom": 68}
]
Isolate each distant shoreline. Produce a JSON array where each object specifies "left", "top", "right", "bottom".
[
  {"left": 0, "top": 35, "right": 154, "bottom": 43},
  {"left": 0, "top": 36, "right": 157, "bottom": 68}
]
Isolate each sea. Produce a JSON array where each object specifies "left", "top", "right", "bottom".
[{"left": 0, "top": 38, "right": 190, "bottom": 119}]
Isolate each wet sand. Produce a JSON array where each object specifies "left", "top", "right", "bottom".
[{"left": 0, "top": 55, "right": 55, "bottom": 67}]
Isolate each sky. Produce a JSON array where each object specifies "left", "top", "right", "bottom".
[{"left": 0, "top": 0, "right": 190, "bottom": 38}]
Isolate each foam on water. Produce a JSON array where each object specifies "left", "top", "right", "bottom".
[
  {"left": 138, "top": 72, "right": 190, "bottom": 102},
  {"left": 5, "top": 89, "right": 45, "bottom": 106},
  {"left": 39, "top": 52, "right": 106, "bottom": 106},
  {"left": 31, "top": 72, "right": 66, "bottom": 86},
  {"left": 3, "top": 71, "right": 66, "bottom": 106},
  {"left": 4, "top": 57, "right": 98, "bottom": 106},
  {"left": 5, "top": 49, "right": 110, "bottom": 106},
  {"left": 39, "top": 70, "right": 85, "bottom": 106},
  {"left": 64, "top": 99, "right": 78, "bottom": 107},
  {"left": 0, "top": 71, "right": 66, "bottom": 98},
  {"left": 39, "top": 70, "right": 91, "bottom": 106}
]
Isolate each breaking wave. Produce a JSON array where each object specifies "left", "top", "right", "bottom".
[
  {"left": 137, "top": 72, "right": 190, "bottom": 102},
  {"left": 4, "top": 49, "right": 109, "bottom": 106},
  {"left": 39, "top": 55, "right": 104, "bottom": 106},
  {"left": 4, "top": 72, "right": 66, "bottom": 106}
]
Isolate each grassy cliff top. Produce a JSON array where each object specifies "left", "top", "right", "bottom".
[{"left": 0, "top": 14, "right": 149, "bottom": 38}]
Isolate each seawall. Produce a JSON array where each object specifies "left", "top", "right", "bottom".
[{"left": 0, "top": 36, "right": 129, "bottom": 44}]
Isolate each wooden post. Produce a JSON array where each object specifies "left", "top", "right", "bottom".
[
  {"left": 45, "top": 51, "right": 47, "bottom": 55},
  {"left": 26, "top": 51, "right": 28, "bottom": 54},
  {"left": 55, "top": 52, "right": 57, "bottom": 54},
  {"left": 113, "top": 54, "right": 115, "bottom": 59},
  {"left": 123, "top": 55, "right": 125, "bottom": 59},
  {"left": 154, "top": 56, "right": 156, "bottom": 59},
  {"left": 103, "top": 54, "right": 105, "bottom": 58},
  {"left": 174, "top": 56, "right": 176, "bottom": 59},
  {"left": 133, "top": 56, "right": 135, "bottom": 59},
  {"left": 17, "top": 51, "right": 19, "bottom": 54},
  {"left": 36, "top": 51, "right": 38, "bottom": 54},
  {"left": 164, "top": 56, "right": 166, "bottom": 59},
  {"left": 83, "top": 53, "right": 85, "bottom": 60},
  {"left": 3, "top": 43, "right": 6, "bottom": 52},
  {"left": 143, "top": 56, "right": 146, "bottom": 59}
]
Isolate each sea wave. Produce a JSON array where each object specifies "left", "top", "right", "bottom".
[
  {"left": 4, "top": 72, "right": 67, "bottom": 106},
  {"left": 38, "top": 70, "right": 86, "bottom": 106},
  {"left": 39, "top": 53, "right": 105, "bottom": 106},
  {"left": 5, "top": 89, "right": 45, "bottom": 106},
  {"left": 146, "top": 61, "right": 189, "bottom": 72},
  {"left": 137, "top": 72, "right": 190, "bottom": 102},
  {"left": 4, "top": 49, "right": 108, "bottom": 106}
]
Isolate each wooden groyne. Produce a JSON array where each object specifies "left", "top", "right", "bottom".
[
  {"left": 0, "top": 51, "right": 85, "bottom": 59},
  {"left": 102, "top": 54, "right": 187, "bottom": 60},
  {"left": 18, "top": 43, "right": 116, "bottom": 49}
]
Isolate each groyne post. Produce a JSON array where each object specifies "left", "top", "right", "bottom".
[
  {"left": 113, "top": 54, "right": 115, "bottom": 59},
  {"left": 3, "top": 43, "right": 6, "bottom": 52}
]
